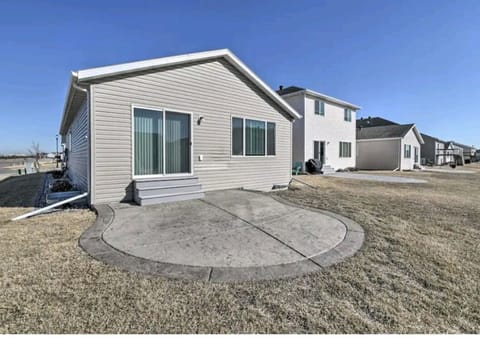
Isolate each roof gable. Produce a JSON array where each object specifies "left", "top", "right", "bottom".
[
  {"left": 357, "top": 124, "right": 424, "bottom": 144},
  {"left": 60, "top": 49, "right": 301, "bottom": 133},
  {"left": 276, "top": 85, "right": 361, "bottom": 110}
]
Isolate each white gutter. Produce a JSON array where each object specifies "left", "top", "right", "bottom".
[
  {"left": 280, "top": 89, "right": 361, "bottom": 110},
  {"left": 11, "top": 192, "right": 88, "bottom": 221}
]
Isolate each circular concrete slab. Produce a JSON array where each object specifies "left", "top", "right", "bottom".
[{"left": 80, "top": 190, "right": 364, "bottom": 282}]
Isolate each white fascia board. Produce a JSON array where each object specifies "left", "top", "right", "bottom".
[
  {"left": 281, "top": 89, "right": 361, "bottom": 110},
  {"left": 74, "top": 48, "right": 301, "bottom": 120},
  {"left": 304, "top": 89, "right": 361, "bottom": 110},
  {"left": 411, "top": 125, "right": 425, "bottom": 144},
  {"left": 223, "top": 51, "right": 301, "bottom": 120},
  {"left": 59, "top": 73, "right": 76, "bottom": 135},
  {"left": 76, "top": 49, "right": 230, "bottom": 81}
]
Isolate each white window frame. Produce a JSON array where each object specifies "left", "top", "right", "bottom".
[
  {"left": 230, "top": 115, "right": 276, "bottom": 158},
  {"left": 404, "top": 144, "right": 411, "bottom": 159},
  {"left": 344, "top": 108, "right": 352, "bottom": 122},
  {"left": 231, "top": 116, "right": 245, "bottom": 157},
  {"left": 131, "top": 104, "right": 194, "bottom": 179},
  {"left": 339, "top": 141, "right": 352, "bottom": 158},
  {"left": 314, "top": 100, "right": 325, "bottom": 116}
]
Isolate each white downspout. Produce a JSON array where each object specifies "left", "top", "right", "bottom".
[
  {"left": 71, "top": 81, "right": 91, "bottom": 205},
  {"left": 11, "top": 193, "right": 89, "bottom": 221}
]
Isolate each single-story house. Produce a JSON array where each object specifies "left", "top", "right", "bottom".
[
  {"left": 356, "top": 122, "right": 424, "bottom": 170},
  {"left": 59, "top": 49, "right": 301, "bottom": 206},
  {"left": 277, "top": 86, "right": 360, "bottom": 173}
]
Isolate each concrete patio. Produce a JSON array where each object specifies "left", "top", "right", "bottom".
[{"left": 80, "top": 190, "right": 364, "bottom": 282}]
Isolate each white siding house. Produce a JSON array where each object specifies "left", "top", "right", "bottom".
[
  {"left": 59, "top": 49, "right": 301, "bottom": 205},
  {"left": 278, "top": 86, "right": 360, "bottom": 172}
]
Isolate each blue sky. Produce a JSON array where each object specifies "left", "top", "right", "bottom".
[{"left": 0, "top": 0, "right": 479, "bottom": 153}]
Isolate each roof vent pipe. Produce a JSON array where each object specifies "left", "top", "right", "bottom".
[{"left": 279, "top": 85, "right": 283, "bottom": 91}]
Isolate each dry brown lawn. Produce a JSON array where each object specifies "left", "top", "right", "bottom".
[{"left": 0, "top": 166, "right": 479, "bottom": 333}]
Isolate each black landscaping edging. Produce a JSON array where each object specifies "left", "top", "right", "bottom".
[{"left": 79, "top": 199, "right": 365, "bottom": 283}]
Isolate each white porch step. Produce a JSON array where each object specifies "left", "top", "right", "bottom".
[
  {"left": 135, "top": 191, "right": 205, "bottom": 205},
  {"left": 135, "top": 183, "right": 203, "bottom": 198},
  {"left": 135, "top": 176, "right": 200, "bottom": 189},
  {"left": 134, "top": 176, "right": 204, "bottom": 205}
]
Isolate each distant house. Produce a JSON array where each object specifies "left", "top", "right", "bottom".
[
  {"left": 356, "top": 121, "right": 424, "bottom": 170},
  {"left": 277, "top": 86, "right": 360, "bottom": 173},
  {"left": 451, "top": 141, "right": 477, "bottom": 164},
  {"left": 420, "top": 133, "right": 453, "bottom": 166},
  {"left": 59, "top": 49, "right": 300, "bottom": 205}
]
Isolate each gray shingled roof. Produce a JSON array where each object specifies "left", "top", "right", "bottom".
[
  {"left": 421, "top": 133, "right": 444, "bottom": 143},
  {"left": 357, "top": 124, "right": 415, "bottom": 140},
  {"left": 276, "top": 86, "right": 305, "bottom": 96},
  {"left": 451, "top": 141, "right": 476, "bottom": 151},
  {"left": 356, "top": 117, "right": 398, "bottom": 128}
]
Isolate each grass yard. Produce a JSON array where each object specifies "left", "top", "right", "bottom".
[{"left": 0, "top": 166, "right": 479, "bottom": 333}]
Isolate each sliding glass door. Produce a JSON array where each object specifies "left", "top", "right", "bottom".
[
  {"left": 134, "top": 108, "right": 163, "bottom": 176},
  {"left": 134, "top": 107, "right": 191, "bottom": 177},
  {"left": 165, "top": 111, "right": 191, "bottom": 174}
]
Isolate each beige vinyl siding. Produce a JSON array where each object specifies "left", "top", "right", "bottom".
[
  {"left": 91, "top": 58, "right": 292, "bottom": 204},
  {"left": 66, "top": 99, "right": 89, "bottom": 192}
]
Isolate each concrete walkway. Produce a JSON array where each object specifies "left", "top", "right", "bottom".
[
  {"left": 326, "top": 172, "right": 427, "bottom": 183},
  {"left": 80, "top": 190, "right": 364, "bottom": 282}
]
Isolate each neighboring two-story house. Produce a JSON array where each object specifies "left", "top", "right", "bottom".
[
  {"left": 277, "top": 86, "right": 360, "bottom": 172},
  {"left": 421, "top": 133, "right": 451, "bottom": 166}
]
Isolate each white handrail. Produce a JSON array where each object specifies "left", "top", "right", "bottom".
[{"left": 11, "top": 192, "right": 88, "bottom": 221}]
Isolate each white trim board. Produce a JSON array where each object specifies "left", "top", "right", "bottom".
[{"left": 281, "top": 89, "right": 361, "bottom": 110}]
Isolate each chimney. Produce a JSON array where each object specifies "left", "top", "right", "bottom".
[{"left": 279, "top": 85, "right": 283, "bottom": 91}]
